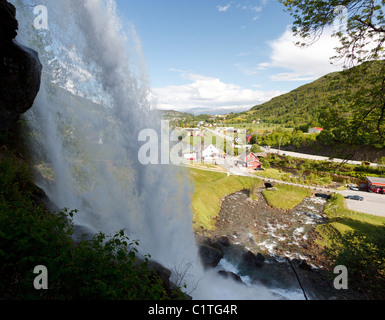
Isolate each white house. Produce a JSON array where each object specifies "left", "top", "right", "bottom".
[
  {"left": 203, "top": 144, "right": 221, "bottom": 159},
  {"left": 308, "top": 127, "right": 324, "bottom": 134},
  {"left": 195, "top": 143, "right": 225, "bottom": 161}
]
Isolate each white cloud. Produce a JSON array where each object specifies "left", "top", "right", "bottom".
[
  {"left": 217, "top": 4, "right": 231, "bottom": 12},
  {"left": 152, "top": 71, "right": 285, "bottom": 112},
  {"left": 265, "top": 26, "right": 343, "bottom": 81},
  {"left": 250, "top": 6, "right": 263, "bottom": 13},
  {"left": 269, "top": 72, "right": 317, "bottom": 82}
]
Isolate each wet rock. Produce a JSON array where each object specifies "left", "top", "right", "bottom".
[
  {"left": 0, "top": 0, "right": 18, "bottom": 41},
  {"left": 242, "top": 250, "right": 265, "bottom": 268},
  {"left": 217, "top": 270, "right": 243, "bottom": 283},
  {"left": 217, "top": 236, "right": 231, "bottom": 247},
  {"left": 292, "top": 259, "right": 312, "bottom": 271},
  {"left": 199, "top": 243, "right": 224, "bottom": 268},
  {"left": 0, "top": 0, "right": 42, "bottom": 130}
]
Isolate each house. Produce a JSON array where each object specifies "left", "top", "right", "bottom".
[
  {"left": 308, "top": 127, "right": 324, "bottom": 134},
  {"left": 238, "top": 151, "right": 262, "bottom": 169},
  {"left": 366, "top": 176, "right": 385, "bottom": 193},
  {"left": 196, "top": 143, "right": 225, "bottom": 161}
]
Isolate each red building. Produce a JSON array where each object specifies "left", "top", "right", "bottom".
[
  {"left": 239, "top": 151, "right": 262, "bottom": 169},
  {"left": 366, "top": 176, "right": 385, "bottom": 193}
]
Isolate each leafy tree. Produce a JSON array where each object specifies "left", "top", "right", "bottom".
[
  {"left": 280, "top": 0, "right": 385, "bottom": 64},
  {"left": 250, "top": 144, "right": 262, "bottom": 153},
  {"left": 262, "top": 158, "right": 270, "bottom": 169},
  {"left": 249, "top": 134, "right": 257, "bottom": 145},
  {"left": 378, "top": 156, "right": 385, "bottom": 173}
]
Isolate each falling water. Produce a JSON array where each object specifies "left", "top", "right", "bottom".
[{"left": 12, "top": 0, "right": 277, "bottom": 299}]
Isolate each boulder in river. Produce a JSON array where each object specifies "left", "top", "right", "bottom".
[
  {"left": 242, "top": 250, "right": 265, "bottom": 268},
  {"left": 217, "top": 270, "right": 243, "bottom": 283},
  {"left": 199, "top": 243, "right": 224, "bottom": 268}
]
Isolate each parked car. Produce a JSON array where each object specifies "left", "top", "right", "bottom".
[
  {"left": 345, "top": 195, "right": 364, "bottom": 201},
  {"left": 348, "top": 185, "right": 359, "bottom": 191}
]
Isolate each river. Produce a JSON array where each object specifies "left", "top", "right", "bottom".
[{"left": 199, "top": 189, "right": 365, "bottom": 300}]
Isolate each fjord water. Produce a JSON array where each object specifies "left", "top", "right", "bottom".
[{"left": 13, "top": 0, "right": 279, "bottom": 299}]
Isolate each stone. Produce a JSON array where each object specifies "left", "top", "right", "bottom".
[
  {"left": 218, "top": 270, "right": 243, "bottom": 283},
  {"left": 199, "top": 243, "right": 224, "bottom": 268},
  {"left": 217, "top": 270, "right": 243, "bottom": 283},
  {"left": 0, "top": 0, "right": 42, "bottom": 130},
  {"left": 0, "top": 0, "right": 18, "bottom": 41},
  {"left": 216, "top": 235, "right": 231, "bottom": 247},
  {"left": 298, "top": 259, "right": 312, "bottom": 271},
  {"left": 242, "top": 250, "right": 265, "bottom": 268}
]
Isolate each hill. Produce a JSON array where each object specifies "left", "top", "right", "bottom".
[
  {"left": 160, "top": 109, "right": 195, "bottom": 121},
  {"left": 227, "top": 60, "right": 384, "bottom": 129}
]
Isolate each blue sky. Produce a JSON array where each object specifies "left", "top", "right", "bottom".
[{"left": 115, "top": 0, "right": 343, "bottom": 114}]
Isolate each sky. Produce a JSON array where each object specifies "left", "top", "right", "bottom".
[{"left": 114, "top": 0, "right": 343, "bottom": 114}]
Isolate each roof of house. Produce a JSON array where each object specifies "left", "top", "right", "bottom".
[
  {"left": 196, "top": 143, "right": 225, "bottom": 154},
  {"left": 239, "top": 151, "right": 260, "bottom": 161},
  {"left": 366, "top": 176, "right": 385, "bottom": 186}
]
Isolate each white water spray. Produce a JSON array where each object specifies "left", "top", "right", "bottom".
[{"left": 13, "top": 0, "right": 277, "bottom": 300}]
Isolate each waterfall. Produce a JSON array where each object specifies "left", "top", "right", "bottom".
[{"left": 12, "top": 0, "right": 277, "bottom": 300}]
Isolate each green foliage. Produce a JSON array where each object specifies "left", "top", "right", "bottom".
[
  {"left": 250, "top": 144, "right": 262, "bottom": 153},
  {"left": 256, "top": 129, "right": 317, "bottom": 150},
  {"left": 325, "top": 230, "right": 385, "bottom": 299},
  {"left": 262, "top": 158, "right": 270, "bottom": 169},
  {"left": 265, "top": 153, "right": 385, "bottom": 181},
  {"left": 248, "top": 71, "right": 346, "bottom": 127},
  {"left": 262, "top": 184, "right": 312, "bottom": 210},
  {"left": 318, "top": 61, "right": 385, "bottom": 149},
  {"left": 319, "top": 193, "right": 385, "bottom": 299},
  {"left": 0, "top": 157, "right": 175, "bottom": 300},
  {"left": 189, "top": 168, "right": 262, "bottom": 231},
  {"left": 249, "top": 134, "right": 257, "bottom": 145}
]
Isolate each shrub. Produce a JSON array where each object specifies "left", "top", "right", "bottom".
[
  {"left": 320, "top": 193, "right": 385, "bottom": 299},
  {"left": 324, "top": 230, "right": 385, "bottom": 299},
  {"left": 0, "top": 156, "right": 175, "bottom": 300}
]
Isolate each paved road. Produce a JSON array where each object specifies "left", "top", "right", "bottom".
[
  {"left": 339, "top": 190, "right": 385, "bottom": 217},
  {"left": 205, "top": 128, "right": 235, "bottom": 142}
]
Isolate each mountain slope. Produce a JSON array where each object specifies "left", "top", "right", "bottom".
[{"left": 231, "top": 61, "right": 383, "bottom": 128}]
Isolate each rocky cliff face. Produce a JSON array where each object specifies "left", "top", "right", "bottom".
[{"left": 0, "top": 0, "right": 42, "bottom": 130}]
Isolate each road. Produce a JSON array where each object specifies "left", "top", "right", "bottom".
[
  {"left": 339, "top": 189, "right": 385, "bottom": 217},
  {"left": 205, "top": 128, "right": 235, "bottom": 142}
]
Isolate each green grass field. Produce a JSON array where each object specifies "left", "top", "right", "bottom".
[
  {"left": 188, "top": 168, "right": 261, "bottom": 231},
  {"left": 261, "top": 184, "right": 312, "bottom": 210}
]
